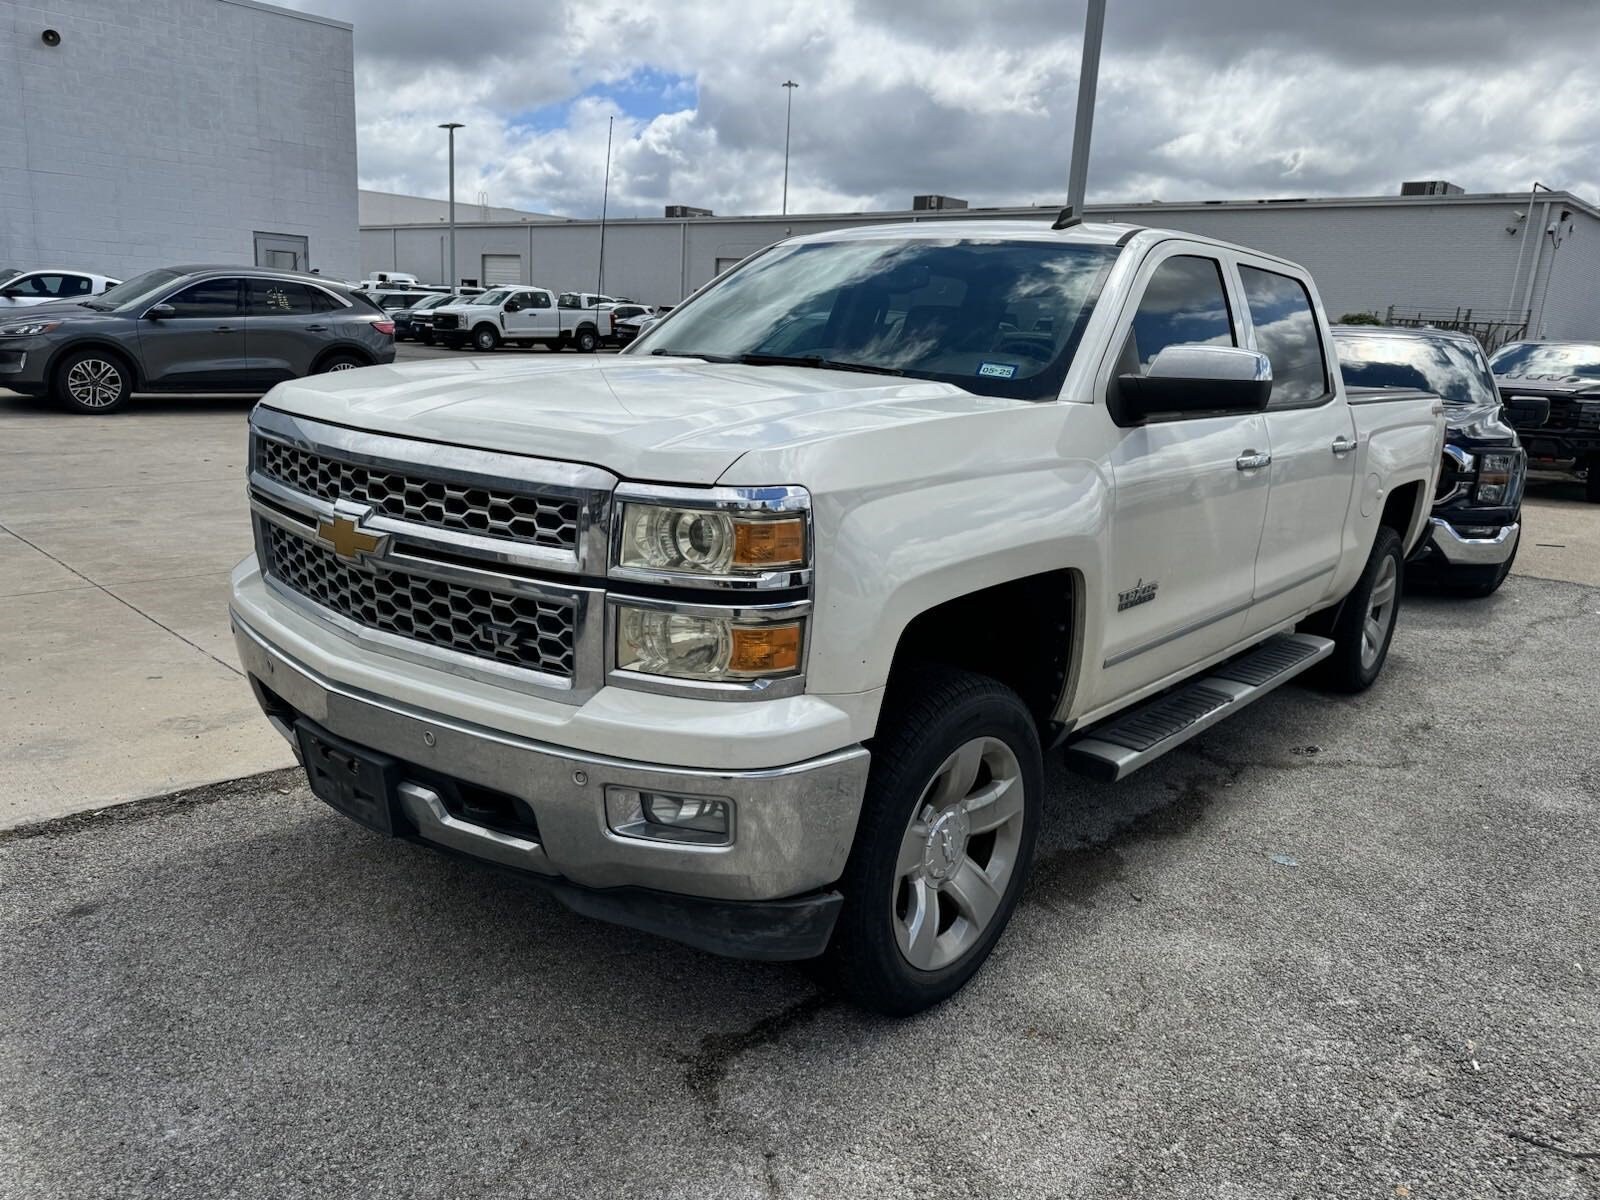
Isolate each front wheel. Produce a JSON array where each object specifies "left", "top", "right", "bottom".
[
  {"left": 1319, "top": 526, "right": 1404, "bottom": 692},
  {"left": 473, "top": 325, "right": 501, "bottom": 352},
  {"left": 822, "top": 667, "right": 1041, "bottom": 1016},
  {"left": 55, "top": 349, "right": 133, "bottom": 414}
]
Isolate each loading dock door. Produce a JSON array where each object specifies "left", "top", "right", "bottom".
[{"left": 482, "top": 255, "right": 522, "bottom": 286}]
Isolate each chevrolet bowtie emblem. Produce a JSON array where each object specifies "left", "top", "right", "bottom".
[{"left": 316, "top": 515, "right": 383, "bottom": 561}]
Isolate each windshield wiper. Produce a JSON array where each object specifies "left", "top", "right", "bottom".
[
  {"left": 650, "top": 348, "right": 739, "bottom": 362},
  {"left": 733, "top": 353, "right": 904, "bottom": 377}
]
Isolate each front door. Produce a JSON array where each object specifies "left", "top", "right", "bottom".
[
  {"left": 1097, "top": 248, "right": 1272, "bottom": 703},
  {"left": 1235, "top": 263, "right": 1357, "bottom": 635},
  {"left": 502, "top": 290, "right": 544, "bottom": 339},
  {"left": 136, "top": 277, "right": 249, "bottom": 389}
]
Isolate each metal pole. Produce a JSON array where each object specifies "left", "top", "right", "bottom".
[
  {"left": 782, "top": 80, "right": 798, "bottom": 215},
  {"left": 1065, "top": 0, "right": 1106, "bottom": 221},
  {"left": 1506, "top": 181, "right": 1547, "bottom": 314},
  {"left": 438, "top": 122, "right": 464, "bottom": 289},
  {"left": 597, "top": 116, "right": 613, "bottom": 297}
]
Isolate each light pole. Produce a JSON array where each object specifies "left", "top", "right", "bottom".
[
  {"left": 781, "top": 80, "right": 798, "bottom": 215},
  {"left": 438, "top": 122, "right": 464, "bottom": 289},
  {"left": 1059, "top": 0, "right": 1106, "bottom": 227}
]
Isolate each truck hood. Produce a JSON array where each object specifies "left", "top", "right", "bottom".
[
  {"left": 1494, "top": 373, "right": 1600, "bottom": 399},
  {"left": 259, "top": 354, "right": 1012, "bottom": 484}
]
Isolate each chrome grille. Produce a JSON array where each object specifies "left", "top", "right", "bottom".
[
  {"left": 261, "top": 523, "right": 576, "bottom": 678},
  {"left": 257, "top": 438, "right": 579, "bottom": 550}
]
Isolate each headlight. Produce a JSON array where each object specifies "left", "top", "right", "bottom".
[
  {"left": 615, "top": 605, "right": 803, "bottom": 681},
  {"left": 1475, "top": 450, "right": 1523, "bottom": 505},
  {"left": 0, "top": 321, "right": 61, "bottom": 336},
  {"left": 615, "top": 491, "right": 808, "bottom": 579}
]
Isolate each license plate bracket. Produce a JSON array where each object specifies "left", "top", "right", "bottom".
[{"left": 295, "top": 719, "right": 401, "bottom": 835}]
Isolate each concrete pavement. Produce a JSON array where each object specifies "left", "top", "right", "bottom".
[{"left": 2, "top": 574, "right": 1597, "bottom": 1198}]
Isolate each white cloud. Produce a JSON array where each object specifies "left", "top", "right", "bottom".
[{"left": 285, "top": 0, "right": 1600, "bottom": 217}]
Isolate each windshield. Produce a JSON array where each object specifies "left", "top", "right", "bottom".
[
  {"left": 418, "top": 294, "right": 454, "bottom": 310},
  {"left": 469, "top": 288, "right": 511, "bottom": 307},
  {"left": 1488, "top": 342, "right": 1600, "bottom": 380},
  {"left": 633, "top": 237, "right": 1121, "bottom": 401},
  {"left": 86, "top": 268, "right": 184, "bottom": 311},
  {"left": 0, "top": 268, "right": 20, "bottom": 286},
  {"left": 1334, "top": 331, "right": 1498, "bottom": 406}
]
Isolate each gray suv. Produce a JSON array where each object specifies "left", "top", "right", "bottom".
[{"left": 0, "top": 265, "right": 396, "bottom": 414}]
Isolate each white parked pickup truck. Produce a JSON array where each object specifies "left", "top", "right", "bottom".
[
  {"left": 432, "top": 286, "right": 608, "bottom": 353},
  {"left": 231, "top": 221, "right": 1445, "bottom": 1013}
]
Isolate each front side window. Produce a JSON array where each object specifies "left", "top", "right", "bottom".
[
  {"left": 638, "top": 236, "right": 1120, "bottom": 401},
  {"left": 1488, "top": 342, "right": 1600, "bottom": 380},
  {"left": 164, "top": 279, "right": 242, "bottom": 318},
  {"left": 60, "top": 275, "right": 92, "bottom": 296},
  {"left": 1334, "top": 332, "right": 1498, "bottom": 407},
  {"left": 1240, "top": 266, "right": 1327, "bottom": 406},
  {"left": 1121, "top": 255, "right": 1235, "bottom": 374},
  {"left": 9, "top": 273, "right": 65, "bottom": 296}
]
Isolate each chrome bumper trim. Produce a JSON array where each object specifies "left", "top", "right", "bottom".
[
  {"left": 232, "top": 612, "right": 870, "bottom": 901},
  {"left": 1428, "top": 518, "right": 1520, "bottom": 566}
]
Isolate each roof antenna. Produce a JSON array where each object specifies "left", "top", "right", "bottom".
[{"left": 1052, "top": 206, "right": 1081, "bottom": 230}]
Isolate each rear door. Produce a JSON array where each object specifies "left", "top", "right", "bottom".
[
  {"left": 1234, "top": 261, "right": 1357, "bottom": 636},
  {"left": 137, "top": 277, "right": 249, "bottom": 389},
  {"left": 245, "top": 279, "right": 345, "bottom": 383},
  {"left": 1098, "top": 245, "right": 1273, "bottom": 701}
]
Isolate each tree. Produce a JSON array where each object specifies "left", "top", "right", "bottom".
[{"left": 1338, "top": 311, "right": 1384, "bottom": 326}]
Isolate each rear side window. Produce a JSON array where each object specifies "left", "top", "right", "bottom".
[
  {"left": 246, "top": 280, "right": 335, "bottom": 315},
  {"left": 61, "top": 275, "right": 92, "bottom": 295},
  {"left": 1240, "top": 266, "right": 1328, "bottom": 407},
  {"left": 1123, "top": 255, "right": 1235, "bottom": 372},
  {"left": 164, "top": 278, "right": 242, "bottom": 317}
]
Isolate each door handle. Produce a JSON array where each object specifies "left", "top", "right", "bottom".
[
  {"left": 305, "top": 324, "right": 328, "bottom": 332},
  {"left": 212, "top": 325, "right": 235, "bottom": 332},
  {"left": 1235, "top": 450, "right": 1271, "bottom": 471},
  {"left": 1331, "top": 436, "right": 1356, "bottom": 456}
]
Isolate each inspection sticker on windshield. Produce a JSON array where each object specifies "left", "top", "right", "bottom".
[{"left": 977, "top": 362, "right": 1018, "bottom": 379}]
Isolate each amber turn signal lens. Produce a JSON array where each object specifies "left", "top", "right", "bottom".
[
  {"left": 733, "top": 517, "right": 806, "bottom": 568},
  {"left": 729, "top": 623, "right": 802, "bottom": 675}
]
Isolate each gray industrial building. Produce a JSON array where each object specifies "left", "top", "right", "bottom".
[
  {"left": 362, "top": 187, "right": 1600, "bottom": 342},
  {"left": 2, "top": 0, "right": 359, "bottom": 281}
]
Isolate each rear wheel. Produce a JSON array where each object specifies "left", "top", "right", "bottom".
[
  {"left": 55, "top": 348, "right": 132, "bottom": 414},
  {"left": 315, "top": 352, "right": 366, "bottom": 374},
  {"left": 822, "top": 667, "right": 1041, "bottom": 1016},
  {"left": 574, "top": 327, "right": 599, "bottom": 353},
  {"left": 473, "top": 325, "right": 501, "bottom": 352},
  {"left": 1320, "top": 526, "right": 1404, "bottom": 692}
]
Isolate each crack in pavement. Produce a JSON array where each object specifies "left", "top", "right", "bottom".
[{"left": 1503, "top": 1130, "right": 1600, "bottom": 1161}]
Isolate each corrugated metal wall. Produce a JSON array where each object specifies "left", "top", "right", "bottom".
[{"left": 361, "top": 193, "right": 1600, "bottom": 338}]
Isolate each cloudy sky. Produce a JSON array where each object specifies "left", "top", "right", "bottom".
[{"left": 282, "top": 0, "right": 1600, "bottom": 219}]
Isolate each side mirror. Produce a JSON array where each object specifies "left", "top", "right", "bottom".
[
  {"left": 503, "top": 300, "right": 522, "bottom": 312},
  {"left": 1114, "top": 345, "right": 1273, "bottom": 421},
  {"left": 145, "top": 303, "right": 176, "bottom": 320},
  {"left": 0, "top": 288, "right": 22, "bottom": 299}
]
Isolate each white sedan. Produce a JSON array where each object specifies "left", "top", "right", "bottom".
[{"left": 0, "top": 268, "right": 121, "bottom": 308}]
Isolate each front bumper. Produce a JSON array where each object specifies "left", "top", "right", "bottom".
[
  {"left": 0, "top": 338, "right": 49, "bottom": 386},
  {"left": 1425, "top": 517, "right": 1520, "bottom": 567},
  {"left": 231, "top": 610, "right": 870, "bottom": 958}
]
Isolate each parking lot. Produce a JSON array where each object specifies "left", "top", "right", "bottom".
[
  {"left": 3, "top": 347, "right": 1599, "bottom": 1197},
  {"left": 3, "top": 570, "right": 1597, "bottom": 1197}
]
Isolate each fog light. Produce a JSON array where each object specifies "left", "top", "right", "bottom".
[{"left": 605, "top": 786, "right": 733, "bottom": 845}]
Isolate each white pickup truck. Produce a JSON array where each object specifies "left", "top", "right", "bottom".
[
  {"left": 231, "top": 220, "right": 1445, "bottom": 1013},
  {"left": 432, "top": 286, "right": 608, "bottom": 353}
]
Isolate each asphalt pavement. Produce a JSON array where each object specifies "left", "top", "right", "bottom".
[{"left": 3, "top": 574, "right": 1597, "bottom": 1198}]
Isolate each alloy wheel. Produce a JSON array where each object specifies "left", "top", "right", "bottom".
[
  {"left": 891, "top": 736, "right": 1026, "bottom": 972},
  {"left": 65, "top": 358, "right": 123, "bottom": 408},
  {"left": 1361, "top": 554, "right": 1398, "bottom": 670}
]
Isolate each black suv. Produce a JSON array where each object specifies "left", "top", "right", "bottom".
[
  {"left": 0, "top": 265, "right": 395, "bottom": 414},
  {"left": 1486, "top": 340, "right": 1600, "bottom": 503},
  {"left": 1334, "top": 325, "right": 1526, "bottom": 597}
]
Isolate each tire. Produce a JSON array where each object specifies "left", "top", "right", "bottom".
[
  {"left": 472, "top": 325, "right": 501, "bottom": 352},
  {"left": 1319, "top": 526, "right": 1405, "bottom": 692},
  {"left": 315, "top": 352, "right": 367, "bottom": 374},
  {"left": 822, "top": 666, "right": 1042, "bottom": 1016},
  {"left": 574, "top": 327, "right": 599, "bottom": 353},
  {"left": 421, "top": 330, "right": 436, "bottom": 346},
  {"left": 54, "top": 348, "right": 133, "bottom": 414},
  {"left": 1585, "top": 456, "right": 1600, "bottom": 504}
]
